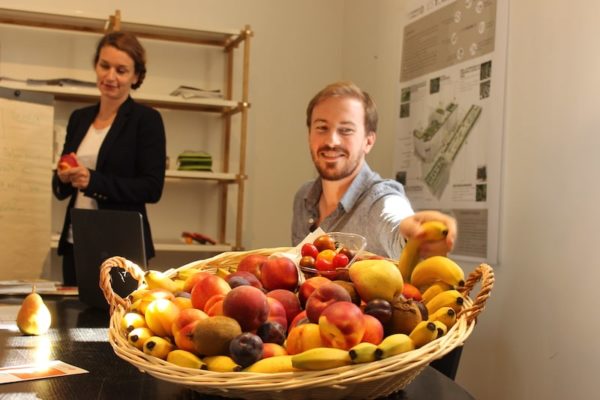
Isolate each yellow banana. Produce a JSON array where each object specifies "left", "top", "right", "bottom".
[
  {"left": 410, "top": 256, "right": 465, "bottom": 289},
  {"left": 291, "top": 347, "right": 352, "bottom": 370},
  {"left": 421, "top": 281, "right": 454, "bottom": 304},
  {"left": 167, "top": 349, "right": 207, "bottom": 369},
  {"left": 215, "top": 267, "right": 231, "bottom": 280},
  {"left": 127, "top": 327, "right": 154, "bottom": 350},
  {"left": 431, "top": 320, "right": 448, "bottom": 338},
  {"left": 374, "top": 334, "right": 414, "bottom": 360},
  {"left": 427, "top": 306, "right": 457, "bottom": 329},
  {"left": 173, "top": 279, "right": 186, "bottom": 293},
  {"left": 175, "top": 268, "right": 200, "bottom": 282},
  {"left": 127, "top": 288, "right": 152, "bottom": 303},
  {"left": 409, "top": 321, "right": 438, "bottom": 348},
  {"left": 243, "top": 355, "right": 298, "bottom": 373},
  {"left": 144, "top": 270, "right": 179, "bottom": 293},
  {"left": 348, "top": 342, "right": 378, "bottom": 364},
  {"left": 143, "top": 336, "right": 174, "bottom": 360},
  {"left": 425, "top": 289, "right": 465, "bottom": 315},
  {"left": 121, "top": 311, "right": 147, "bottom": 333},
  {"left": 398, "top": 221, "right": 449, "bottom": 282},
  {"left": 202, "top": 355, "right": 242, "bottom": 372}
]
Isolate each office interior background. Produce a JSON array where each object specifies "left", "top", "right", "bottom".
[{"left": 1, "top": 1, "right": 598, "bottom": 399}]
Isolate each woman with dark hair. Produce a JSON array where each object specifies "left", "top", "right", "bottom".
[{"left": 52, "top": 31, "right": 166, "bottom": 285}]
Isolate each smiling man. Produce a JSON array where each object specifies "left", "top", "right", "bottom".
[{"left": 292, "top": 81, "right": 456, "bottom": 260}]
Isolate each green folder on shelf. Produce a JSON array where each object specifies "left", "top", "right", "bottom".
[{"left": 177, "top": 150, "right": 213, "bottom": 171}]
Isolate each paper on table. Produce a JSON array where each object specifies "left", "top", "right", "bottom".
[
  {"left": 0, "top": 280, "right": 78, "bottom": 296},
  {"left": 0, "top": 361, "right": 88, "bottom": 384}
]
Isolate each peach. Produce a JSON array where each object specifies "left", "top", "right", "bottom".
[
  {"left": 266, "top": 289, "right": 302, "bottom": 326},
  {"left": 361, "top": 313, "right": 384, "bottom": 345},
  {"left": 144, "top": 298, "right": 181, "bottom": 338},
  {"left": 172, "top": 308, "right": 208, "bottom": 352},
  {"left": 305, "top": 282, "right": 351, "bottom": 323},
  {"left": 172, "top": 296, "right": 193, "bottom": 310},
  {"left": 289, "top": 310, "right": 309, "bottom": 330},
  {"left": 190, "top": 274, "right": 231, "bottom": 310},
  {"left": 130, "top": 289, "right": 175, "bottom": 315},
  {"left": 237, "top": 254, "right": 268, "bottom": 280},
  {"left": 205, "top": 299, "right": 224, "bottom": 316},
  {"left": 222, "top": 285, "right": 270, "bottom": 332},
  {"left": 225, "top": 270, "right": 264, "bottom": 290},
  {"left": 318, "top": 301, "right": 365, "bottom": 350},
  {"left": 297, "top": 276, "right": 331, "bottom": 307},
  {"left": 183, "top": 271, "right": 211, "bottom": 293},
  {"left": 203, "top": 293, "right": 226, "bottom": 313},
  {"left": 285, "top": 323, "right": 324, "bottom": 355},
  {"left": 260, "top": 256, "right": 299, "bottom": 291},
  {"left": 261, "top": 342, "right": 288, "bottom": 359}
]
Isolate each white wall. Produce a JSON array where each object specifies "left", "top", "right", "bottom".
[{"left": 4, "top": 1, "right": 599, "bottom": 399}]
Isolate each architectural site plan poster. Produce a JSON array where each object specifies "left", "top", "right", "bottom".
[{"left": 394, "top": 0, "right": 508, "bottom": 263}]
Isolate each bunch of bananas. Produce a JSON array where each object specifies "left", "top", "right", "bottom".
[{"left": 117, "top": 221, "right": 468, "bottom": 373}]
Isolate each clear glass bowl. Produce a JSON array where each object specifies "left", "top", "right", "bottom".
[{"left": 299, "top": 232, "right": 367, "bottom": 280}]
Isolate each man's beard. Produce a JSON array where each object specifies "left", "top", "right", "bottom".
[{"left": 312, "top": 146, "right": 361, "bottom": 181}]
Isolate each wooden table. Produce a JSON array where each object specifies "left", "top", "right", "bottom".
[{"left": 0, "top": 295, "right": 474, "bottom": 399}]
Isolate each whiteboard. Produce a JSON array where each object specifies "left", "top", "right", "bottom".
[{"left": 0, "top": 87, "right": 54, "bottom": 279}]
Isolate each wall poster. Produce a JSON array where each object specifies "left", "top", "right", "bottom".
[{"left": 394, "top": 0, "right": 508, "bottom": 264}]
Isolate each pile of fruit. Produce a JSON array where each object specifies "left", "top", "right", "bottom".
[{"left": 120, "top": 231, "right": 466, "bottom": 373}]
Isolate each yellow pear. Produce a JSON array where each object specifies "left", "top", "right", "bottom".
[
  {"left": 16, "top": 286, "right": 52, "bottom": 335},
  {"left": 348, "top": 259, "right": 404, "bottom": 302}
]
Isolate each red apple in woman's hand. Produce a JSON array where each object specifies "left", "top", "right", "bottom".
[{"left": 58, "top": 153, "right": 78, "bottom": 171}]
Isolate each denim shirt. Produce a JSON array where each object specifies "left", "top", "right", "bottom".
[{"left": 291, "top": 163, "right": 414, "bottom": 259}]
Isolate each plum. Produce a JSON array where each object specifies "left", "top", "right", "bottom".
[
  {"left": 229, "top": 332, "right": 263, "bottom": 368},
  {"left": 256, "top": 321, "right": 286, "bottom": 345}
]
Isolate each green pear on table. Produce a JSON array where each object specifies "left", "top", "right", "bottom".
[{"left": 16, "top": 286, "right": 52, "bottom": 335}]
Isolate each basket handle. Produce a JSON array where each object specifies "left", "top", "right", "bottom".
[
  {"left": 99, "top": 256, "right": 146, "bottom": 314},
  {"left": 458, "top": 263, "right": 495, "bottom": 324}
]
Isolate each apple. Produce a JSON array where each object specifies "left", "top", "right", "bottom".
[
  {"left": 172, "top": 308, "right": 208, "bottom": 352},
  {"left": 285, "top": 323, "right": 324, "bottom": 355},
  {"left": 297, "top": 276, "right": 331, "bottom": 307},
  {"left": 58, "top": 153, "right": 78, "bottom": 171},
  {"left": 266, "top": 289, "right": 302, "bottom": 326},
  {"left": 190, "top": 274, "right": 231, "bottom": 311},
  {"left": 318, "top": 301, "right": 366, "bottom": 350},
  {"left": 222, "top": 285, "right": 270, "bottom": 332},
  {"left": 361, "top": 313, "right": 384, "bottom": 345},
  {"left": 260, "top": 256, "right": 299, "bottom": 291},
  {"left": 237, "top": 254, "right": 268, "bottom": 280},
  {"left": 305, "top": 282, "right": 351, "bottom": 323}
]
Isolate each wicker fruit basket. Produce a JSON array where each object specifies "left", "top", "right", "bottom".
[{"left": 100, "top": 248, "right": 494, "bottom": 400}]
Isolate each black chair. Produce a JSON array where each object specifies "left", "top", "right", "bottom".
[{"left": 430, "top": 346, "right": 463, "bottom": 380}]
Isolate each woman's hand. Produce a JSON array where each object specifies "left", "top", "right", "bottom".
[
  {"left": 399, "top": 210, "right": 457, "bottom": 258},
  {"left": 68, "top": 166, "right": 91, "bottom": 190}
]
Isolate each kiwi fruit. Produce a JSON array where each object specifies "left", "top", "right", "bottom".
[{"left": 192, "top": 316, "right": 242, "bottom": 356}]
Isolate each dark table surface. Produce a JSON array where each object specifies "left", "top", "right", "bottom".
[{"left": 0, "top": 295, "right": 474, "bottom": 400}]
